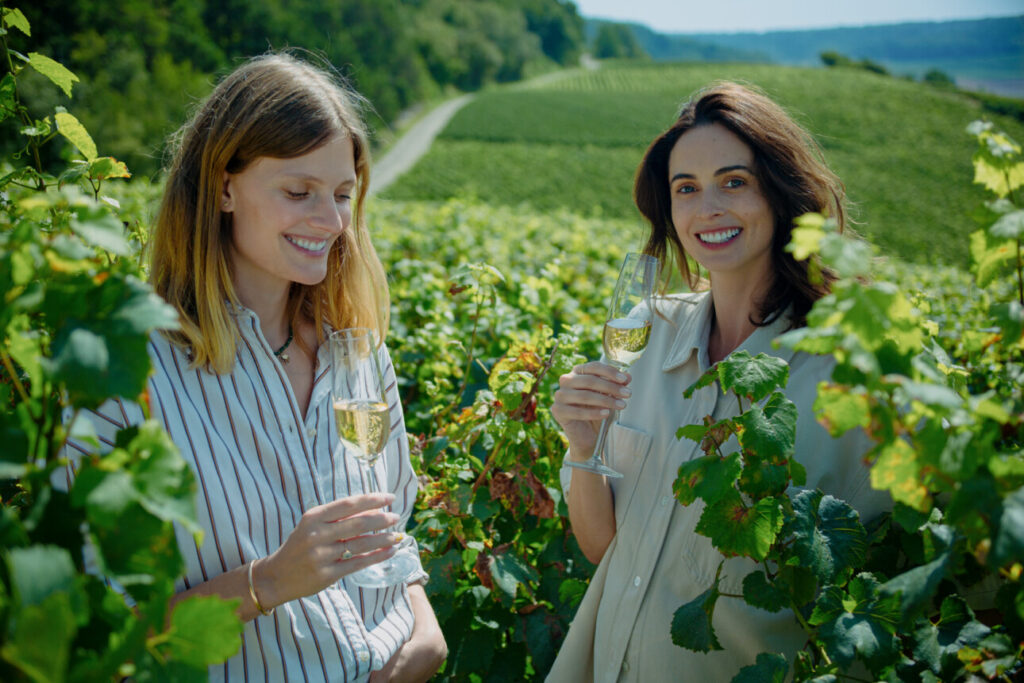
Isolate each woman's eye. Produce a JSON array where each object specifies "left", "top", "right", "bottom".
[
  {"left": 676, "top": 185, "right": 696, "bottom": 195},
  {"left": 725, "top": 177, "right": 746, "bottom": 189},
  {"left": 335, "top": 194, "right": 352, "bottom": 202},
  {"left": 285, "top": 190, "right": 308, "bottom": 199}
]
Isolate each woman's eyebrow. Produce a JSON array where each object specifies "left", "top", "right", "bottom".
[{"left": 670, "top": 164, "right": 753, "bottom": 183}]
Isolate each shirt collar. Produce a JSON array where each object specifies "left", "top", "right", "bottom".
[{"left": 661, "top": 291, "right": 799, "bottom": 372}]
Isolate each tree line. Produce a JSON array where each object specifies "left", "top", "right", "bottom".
[{"left": 13, "top": 0, "right": 585, "bottom": 176}]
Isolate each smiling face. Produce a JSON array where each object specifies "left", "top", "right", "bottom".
[
  {"left": 222, "top": 135, "right": 356, "bottom": 307},
  {"left": 668, "top": 123, "right": 775, "bottom": 286}
]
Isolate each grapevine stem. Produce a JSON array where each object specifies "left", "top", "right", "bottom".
[
  {"left": 0, "top": 347, "right": 31, "bottom": 407},
  {"left": 435, "top": 285, "right": 483, "bottom": 430},
  {"left": 790, "top": 602, "right": 833, "bottom": 668}
]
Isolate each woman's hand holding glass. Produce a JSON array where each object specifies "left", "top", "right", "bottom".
[
  {"left": 555, "top": 253, "right": 657, "bottom": 478},
  {"left": 254, "top": 493, "right": 403, "bottom": 608}
]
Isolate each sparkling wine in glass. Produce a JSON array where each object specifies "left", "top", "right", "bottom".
[
  {"left": 329, "top": 328, "right": 419, "bottom": 587},
  {"left": 566, "top": 252, "right": 658, "bottom": 478}
]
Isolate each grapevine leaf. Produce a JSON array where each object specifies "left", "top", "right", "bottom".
[
  {"left": 814, "top": 384, "right": 870, "bottom": 436},
  {"left": 54, "top": 111, "right": 97, "bottom": 161},
  {"left": 992, "top": 485, "right": 1024, "bottom": 566},
  {"left": 125, "top": 422, "right": 201, "bottom": 536},
  {"left": 696, "top": 492, "right": 784, "bottom": 561},
  {"left": 0, "top": 73, "right": 15, "bottom": 122},
  {"left": 89, "top": 156, "right": 131, "bottom": 181},
  {"left": 789, "top": 489, "right": 867, "bottom": 584},
  {"left": 1, "top": 591, "right": 76, "bottom": 682},
  {"left": 2, "top": 8, "right": 30, "bottom": 35},
  {"left": 912, "top": 596, "right": 990, "bottom": 678},
  {"left": 990, "top": 209, "right": 1024, "bottom": 238},
  {"left": 7, "top": 545, "right": 77, "bottom": 606},
  {"left": 490, "top": 550, "right": 538, "bottom": 599},
  {"left": 673, "top": 453, "right": 741, "bottom": 506},
  {"left": 880, "top": 524, "right": 954, "bottom": 625},
  {"left": 731, "top": 652, "right": 788, "bottom": 683},
  {"left": 670, "top": 581, "right": 723, "bottom": 652},
  {"left": 717, "top": 351, "right": 789, "bottom": 402},
  {"left": 819, "top": 232, "right": 873, "bottom": 278},
  {"left": 970, "top": 229, "right": 1016, "bottom": 287},
  {"left": 741, "top": 570, "right": 788, "bottom": 613},
  {"left": 422, "top": 549, "right": 461, "bottom": 621},
  {"left": 69, "top": 204, "right": 130, "bottom": 255},
  {"left": 521, "top": 609, "right": 560, "bottom": 673},
  {"left": 684, "top": 365, "right": 719, "bottom": 398},
  {"left": 166, "top": 595, "right": 243, "bottom": 667},
  {"left": 737, "top": 391, "right": 797, "bottom": 461},
  {"left": 991, "top": 301, "right": 1024, "bottom": 350},
  {"left": 775, "top": 324, "right": 844, "bottom": 355},
  {"left": 27, "top": 52, "right": 79, "bottom": 97},
  {"left": 870, "top": 439, "right": 929, "bottom": 511},
  {"left": 815, "top": 574, "right": 901, "bottom": 671},
  {"left": 676, "top": 416, "right": 738, "bottom": 456},
  {"left": 787, "top": 220, "right": 826, "bottom": 260},
  {"left": 738, "top": 453, "right": 792, "bottom": 499}
]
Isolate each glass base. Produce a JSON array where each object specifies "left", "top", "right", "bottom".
[
  {"left": 347, "top": 543, "right": 420, "bottom": 588},
  {"left": 565, "top": 457, "right": 624, "bottom": 479}
]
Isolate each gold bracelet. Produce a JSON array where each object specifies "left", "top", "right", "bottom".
[{"left": 247, "top": 559, "right": 274, "bottom": 616}]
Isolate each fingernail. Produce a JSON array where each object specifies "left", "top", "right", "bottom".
[
  {"left": 616, "top": 372, "right": 627, "bottom": 381},
  {"left": 615, "top": 400, "right": 626, "bottom": 409},
  {"left": 393, "top": 533, "right": 405, "bottom": 542},
  {"left": 619, "top": 388, "right": 631, "bottom": 397},
  {"left": 600, "top": 409, "right": 610, "bottom": 416}
]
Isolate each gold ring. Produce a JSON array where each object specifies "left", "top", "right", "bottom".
[{"left": 342, "top": 548, "right": 353, "bottom": 560}]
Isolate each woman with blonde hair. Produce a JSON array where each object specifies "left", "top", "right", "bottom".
[
  {"left": 548, "top": 82, "right": 888, "bottom": 680},
  {"left": 62, "top": 53, "right": 446, "bottom": 681}
]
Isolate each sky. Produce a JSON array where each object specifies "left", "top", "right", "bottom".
[{"left": 571, "top": 0, "right": 1024, "bottom": 34}]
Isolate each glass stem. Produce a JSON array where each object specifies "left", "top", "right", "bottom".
[{"left": 590, "top": 407, "right": 619, "bottom": 463}]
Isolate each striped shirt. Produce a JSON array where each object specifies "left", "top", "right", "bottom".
[{"left": 61, "top": 305, "right": 427, "bottom": 682}]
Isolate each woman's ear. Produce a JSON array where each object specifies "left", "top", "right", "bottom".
[{"left": 221, "top": 172, "right": 234, "bottom": 212}]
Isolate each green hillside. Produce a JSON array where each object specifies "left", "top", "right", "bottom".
[{"left": 381, "top": 61, "right": 1024, "bottom": 266}]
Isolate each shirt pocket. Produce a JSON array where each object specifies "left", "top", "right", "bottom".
[{"left": 606, "top": 421, "right": 653, "bottom": 529}]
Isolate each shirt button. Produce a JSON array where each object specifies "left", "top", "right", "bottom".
[
  {"left": 633, "top": 576, "right": 641, "bottom": 587},
  {"left": 306, "top": 427, "right": 316, "bottom": 438},
  {"left": 358, "top": 652, "right": 370, "bottom": 663}
]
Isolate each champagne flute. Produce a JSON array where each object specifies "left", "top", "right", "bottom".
[
  {"left": 329, "top": 328, "right": 419, "bottom": 587},
  {"left": 566, "top": 252, "right": 659, "bottom": 478}
]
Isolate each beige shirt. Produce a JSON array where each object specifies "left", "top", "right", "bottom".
[{"left": 548, "top": 292, "right": 890, "bottom": 683}]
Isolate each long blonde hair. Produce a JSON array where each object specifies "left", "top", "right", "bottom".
[{"left": 151, "top": 53, "right": 389, "bottom": 373}]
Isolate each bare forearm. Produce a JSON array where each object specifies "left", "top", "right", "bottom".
[
  {"left": 373, "top": 583, "right": 447, "bottom": 683},
  {"left": 565, "top": 450, "right": 616, "bottom": 564},
  {"left": 168, "top": 560, "right": 268, "bottom": 623}
]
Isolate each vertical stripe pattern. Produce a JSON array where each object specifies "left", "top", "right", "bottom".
[{"left": 62, "top": 306, "right": 428, "bottom": 683}]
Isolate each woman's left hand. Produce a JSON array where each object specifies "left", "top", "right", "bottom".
[{"left": 369, "top": 583, "right": 447, "bottom": 682}]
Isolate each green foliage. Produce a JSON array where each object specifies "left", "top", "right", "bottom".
[
  {"left": 667, "top": 122, "right": 1024, "bottom": 680},
  {"left": 15, "top": 0, "right": 586, "bottom": 176},
  {"left": 592, "top": 22, "right": 648, "bottom": 60},
  {"left": 0, "top": 16, "right": 240, "bottom": 680},
  {"left": 388, "top": 61, "right": 1024, "bottom": 267}
]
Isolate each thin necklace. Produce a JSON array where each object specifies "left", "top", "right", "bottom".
[{"left": 273, "top": 326, "right": 294, "bottom": 363}]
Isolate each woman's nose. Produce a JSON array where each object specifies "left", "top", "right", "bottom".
[
  {"left": 310, "top": 195, "right": 348, "bottom": 234},
  {"left": 698, "top": 189, "right": 726, "bottom": 218}
]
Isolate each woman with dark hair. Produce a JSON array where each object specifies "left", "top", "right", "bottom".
[
  {"left": 60, "top": 53, "right": 446, "bottom": 681},
  {"left": 548, "top": 82, "right": 888, "bottom": 680}
]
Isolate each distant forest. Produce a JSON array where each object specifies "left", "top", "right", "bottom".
[
  {"left": 587, "top": 15, "right": 1024, "bottom": 94},
  {"left": 15, "top": 0, "right": 586, "bottom": 176}
]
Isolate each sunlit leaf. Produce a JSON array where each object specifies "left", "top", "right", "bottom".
[
  {"left": 871, "top": 439, "right": 929, "bottom": 511},
  {"left": 990, "top": 209, "right": 1024, "bottom": 239},
  {"left": 165, "top": 595, "right": 243, "bottom": 667},
  {"left": 673, "top": 452, "right": 741, "bottom": 506},
  {"left": 27, "top": 52, "right": 78, "bottom": 97},
  {"left": 697, "top": 492, "right": 784, "bottom": 561},
  {"left": 55, "top": 111, "right": 97, "bottom": 161},
  {"left": 2, "top": 8, "right": 30, "bottom": 35},
  {"left": 737, "top": 391, "right": 797, "bottom": 461},
  {"left": 815, "top": 384, "right": 870, "bottom": 436},
  {"left": 717, "top": 351, "right": 789, "bottom": 402}
]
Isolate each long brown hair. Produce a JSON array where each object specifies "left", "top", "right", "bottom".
[
  {"left": 151, "top": 52, "right": 389, "bottom": 373},
  {"left": 634, "top": 81, "right": 847, "bottom": 328}
]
